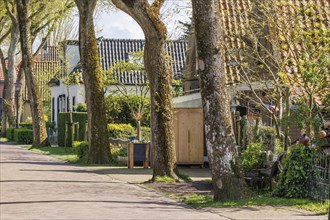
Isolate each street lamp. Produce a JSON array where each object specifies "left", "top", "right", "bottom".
[{"left": 15, "top": 81, "right": 22, "bottom": 128}]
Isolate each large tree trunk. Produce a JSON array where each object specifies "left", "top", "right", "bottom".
[
  {"left": 0, "top": 48, "right": 8, "bottom": 137},
  {"left": 15, "top": 0, "right": 50, "bottom": 147},
  {"left": 6, "top": 21, "right": 20, "bottom": 128},
  {"left": 192, "top": 0, "right": 244, "bottom": 201},
  {"left": 112, "top": 0, "right": 178, "bottom": 180},
  {"left": 75, "top": 0, "right": 110, "bottom": 164}
]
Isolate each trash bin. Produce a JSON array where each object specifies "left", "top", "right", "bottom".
[{"left": 128, "top": 142, "right": 150, "bottom": 168}]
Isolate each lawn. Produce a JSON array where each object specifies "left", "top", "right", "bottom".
[
  {"left": 30, "top": 146, "right": 80, "bottom": 163},
  {"left": 178, "top": 193, "right": 329, "bottom": 215}
]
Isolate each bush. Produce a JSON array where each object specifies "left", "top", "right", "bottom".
[
  {"left": 58, "top": 112, "right": 88, "bottom": 147},
  {"left": 19, "top": 122, "right": 32, "bottom": 129},
  {"left": 75, "top": 103, "right": 87, "bottom": 112},
  {"left": 105, "top": 94, "right": 150, "bottom": 127},
  {"left": 108, "top": 123, "right": 135, "bottom": 139},
  {"left": 240, "top": 142, "right": 267, "bottom": 172},
  {"left": 14, "top": 129, "right": 33, "bottom": 144},
  {"left": 273, "top": 144, "right": 318, "bottom": 198},
  {"left": 6, "top": 128, "right": 15, "bottom": 141},
  {"left": 72, "top": 141, "right": 89, "bottom": 159}
]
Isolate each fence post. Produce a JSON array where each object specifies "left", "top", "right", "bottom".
[{"left": 128, "top": 142, "right": 134, "bottom": 169}]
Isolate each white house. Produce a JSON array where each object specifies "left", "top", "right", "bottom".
[{"left": 49, "top": 38, "right": 188, "bottom": 124}]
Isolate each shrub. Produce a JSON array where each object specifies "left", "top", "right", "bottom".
[
  {"left": 19, "top": 122, "right": 33, "bottom": 129},
  {"left": 75, "top": 103, "right": 87, "bottom": 112},
  {"left": 105, "top": 94, "right": 150, "bottom": 127},
  {"left": 108, "top": 123, "right": 135, "bottom": 139},
  {"left": 14, "top": 129, "right": 33, "bottom": 144},
  {"left": 58, "top": 112, "right": 88, "bottom": 147},
  {"left": 240, "top": 142, "right": 267, "bottom": 172},
  {"left": 273, "top": 144, "right": 318, "bottom": 198},
  {"left": 6, "top": 128, "right": 15, "bottom": 141},
  {"left": 72, "top": 141, "right": 89, "bottom": 159}
]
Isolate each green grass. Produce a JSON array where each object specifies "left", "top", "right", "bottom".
[
  {"left": 30, "top": 145, "right": 122, "bottom": 166},
  {"left": 180, "top": 193, "right": 329, "bottom": 214},
  {"left": 154, "top": 175, "right": 177, "bottom": 183},
  {"left": 30, "top": 146, "right": 80, "bottom": 163}
]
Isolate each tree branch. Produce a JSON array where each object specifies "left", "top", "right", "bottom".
[{"left": 4, "top": 0, "right": 18, "bottom": 26}]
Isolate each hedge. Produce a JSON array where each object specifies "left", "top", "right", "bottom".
[
  {"left": 14, "top": 129, "right": 33, "bottom": 144},
  {"left": 108, "top": 123, "right": 135, "bottom": 139},
  {"left": 58, "top": 112, "right": 88, "bottom": 147},
  {"left": 19, "top": 122, "right": 33, "bottom": 129},
  {"left": 6, "top": 128, "right": 15, "bottom": 141}
]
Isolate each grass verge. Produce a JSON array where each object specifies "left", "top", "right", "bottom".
[
  {"left": 29, "top": 145, "right": 124, "bottom": 166},
  {"left": 30, "top": 146, "right": 80, "bottom": 163},
  {"left": 179, "top": 193, "right": 329, "bottom": 215}
]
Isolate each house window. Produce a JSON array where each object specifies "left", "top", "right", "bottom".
[
  {"left": 52, "top": 98, "right": 55, "bottom": 122},
  {"left": 67, "top": 96, "right": 70, "bottom": 111},
  {"left": 59, "top": 94, "right": 66, "bottom": 112},
  {"left": 72, "top": 96, "right": 76, "bottom": 111},
  {"left": 57, "top": 97, "right": 60, "bottom": 114}
]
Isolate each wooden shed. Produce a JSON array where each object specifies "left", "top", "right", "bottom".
[
  {"left": 174, "top": 108, "right": 204, "bottom": 165},
  {"left": 173, "top": 93, "right": 205, "bottom": 165}
]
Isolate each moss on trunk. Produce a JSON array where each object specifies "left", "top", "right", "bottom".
[
  {"left": 75, "top": 0, "right": 110, "bottom": 164},
  {"left": 16, "top": 0, "right": 50, "bottom": 147}
]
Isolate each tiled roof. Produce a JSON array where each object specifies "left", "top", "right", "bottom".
[{"left": 70, "top": 39, "right": 188, "bottom": 84}]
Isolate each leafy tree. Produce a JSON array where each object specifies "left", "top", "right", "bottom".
[
  {"left": 105, "top": 94, "right": 150, "bottom": 127},
  {"left": 112, "top": 0, "right": 178, "bottom": 181},
  {"left": 105, "top": 50, "right": 150, "bottom": 141},
  {"left": 220, "top": 0, "right": 329, "bottom": 148},
  {"left": 0, "top": 0, "right": 17, "bottom": 136},
  {"left": 192, "top": 0, "right": 244, "bottom": 201},
  {"left": 274, "top": 1, "right": 330, "bottom": 138},
  {"left": 75, "top": 0, "right": 111, "bottom": 164},
  {"left": 14, "top": 0, "right": 75, "bottom": 147}
]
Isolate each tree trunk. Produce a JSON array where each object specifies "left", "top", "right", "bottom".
[
  {"left": 15, "top": 0, "right": 50, "bottom": 147},
  {"left": 136, "top": 119, "right": 141, "bottom": 141},
  {"left": 6, "top": 22, "right": 20, "bottom": 128},
  {"left": 75, "top": 0, "right": 110, "bottom": 164},
  {"left": 283, "top": 87, "right": 291, "bottom": 151},
  {"left": 146, "top": 38, "right": 177, "bottom": 180},
  {"left": 192, "top": 0, "right": 244, "bottom": 201},
  {"left": 112, "top": 0, "right": 178, "bottom": 180},
  {"left": 0, "top": 48, "right": 8, "bottom": 137}
]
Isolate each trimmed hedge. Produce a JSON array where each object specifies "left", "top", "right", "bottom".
[
  {"left": 19, "top": 122, "right": 33, "bottom": 129},
  {"left": 14, "top": 129, "right": 33, "bottom": 144},
  {"left": 58, "top": 112, "right": 88, "bottom": 147},
  {"left": 107, "top": 123, "right": 135, "bottom": 139},
  {"left": 6, "top": 128, "right": 15, "bottom": 141}
]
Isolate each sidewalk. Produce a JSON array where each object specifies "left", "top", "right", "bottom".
[{"left": 0, "top": 142, "right": 328, "bottom": 220}]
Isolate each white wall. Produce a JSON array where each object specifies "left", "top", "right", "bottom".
[{"left": 50, "top": 80, "right": 85, "bottom": 125}]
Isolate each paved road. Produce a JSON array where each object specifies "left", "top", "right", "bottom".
[
  {"left": 0, "top": 142, "right": 328, "bottom": 220},
  {"left": 0, "top": 143, "right": 220, "bottom": 220}
]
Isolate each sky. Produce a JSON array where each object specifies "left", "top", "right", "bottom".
[{"left": 94, "top": 1, "right": 192, "bottom": 40}]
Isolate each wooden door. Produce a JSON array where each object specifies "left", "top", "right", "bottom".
[{"left": 174, "top": 108, "right": 204, "bottom": 164}]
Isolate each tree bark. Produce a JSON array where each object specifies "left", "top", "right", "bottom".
[
  {"left": 75, "top": 0, "right": 110, "bottom": 164},
  {"left": 15, "top": 0, "right": 50, "bottom": 147},
  {"left": 112, "top": 0, "right": 178, "bottom": 180},
  {"left": 6, "top": 22, "right": 19, "bottom": 128},
  {"left": 0, "top": 48, "right": 8, "bottom": 137},
  {"left": 192, "top": 0, "right": 244, "bottom": 201}
]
